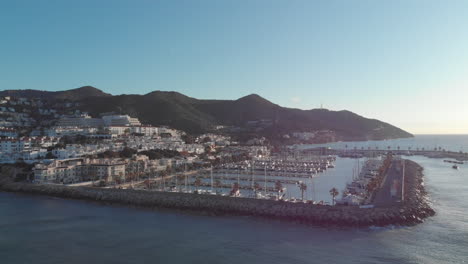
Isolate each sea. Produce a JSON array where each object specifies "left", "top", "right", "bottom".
[{"left": 1, "top": 135, "right": 467, "bottom": 264}]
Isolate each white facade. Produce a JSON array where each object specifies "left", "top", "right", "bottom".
[
  {"left": 0, "top": 139, "right": 33, "bottom": 153},
  {"left": 57, "top": 115, "right": 104, "bottom": 127},
  {"left": 102, "top": 115, "right": 141, "bottom": 127},
  {"left": 33, "top": 158, "right": 127, "bottom": 184},
  {"left": 132, "top": 126, "right": 158, "bottom": 136}
]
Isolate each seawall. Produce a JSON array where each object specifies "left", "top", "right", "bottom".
[{"left": 0, "top": 160, "right": 434, "bottom": 227}]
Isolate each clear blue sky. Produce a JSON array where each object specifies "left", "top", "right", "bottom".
[{"left": 1, "top": 0, "right": 467, "bottom": 134}]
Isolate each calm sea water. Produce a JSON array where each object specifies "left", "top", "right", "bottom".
[{"left": 1, "top": 135, "right": 468, "bottom": 264}]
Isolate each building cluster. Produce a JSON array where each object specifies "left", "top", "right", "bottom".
[
  {"left": 283, "top": 130, "right": 336, "bottom": 143},
  {"left": 33, "top": 154, "right": 204, "bottom": 184},
  {"left": 1, "top": 95, "right": 269, "bottom": 185},
  {"left": 0, "top": 136, "right": 60, "bottom": 163}
]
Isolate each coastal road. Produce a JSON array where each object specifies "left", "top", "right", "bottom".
[{"left": 373, "top": 159, "right": 404, "bottom": 207}]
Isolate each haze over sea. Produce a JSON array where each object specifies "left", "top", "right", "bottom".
[
  {"left": 298, "top": 134, "right": 468, "bottom": 153},
  {"left": 1, "top": 135, "right": 467, "bottom": 264}
]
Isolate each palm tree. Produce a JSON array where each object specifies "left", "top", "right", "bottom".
[
  {"left": 194, "top": 177, "right": 202, "bottom": 188},
  {"left": 159, "top": 171, "right": 166, "bottom": 190},
  {"left": 214, "top": 179, "right": 222, "bottom": 194},
  {"left": 297, "top": 181, "right": 307, "bottom": 201},
  {"left": 329, "top": 187, "right": 339, "bottom": 206},
  {"left": 230, "top": 182, "right": 240, "bottom": 196},
  {"left": 275, "top": 180, "right": 283, "bottom": 198},
  {"left": 176, "top": 174, "right": 185, "bottom": 192},
  {"left": 253, "top": 182, "right": 260, "bottom": 197},
  {"left": 90, "top": 171, "right": 97, "bottom": 186}
]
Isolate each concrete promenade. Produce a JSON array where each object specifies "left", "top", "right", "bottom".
[{"left": 373, "top": 160, "right": 404, "bottom": 207}]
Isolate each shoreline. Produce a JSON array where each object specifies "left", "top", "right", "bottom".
[{"left": 0, "top": 160, "right": 435, "bottom": 227}]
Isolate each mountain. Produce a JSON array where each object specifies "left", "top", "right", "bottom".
[
  {"left": 0, "top": 86, "right": 413, "bottom": 141},
  {"left": 0, "top": 86, "right": 111, "bottom": 101}
]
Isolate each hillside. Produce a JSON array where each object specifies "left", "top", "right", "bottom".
[
  {"left": 0, "top": 86, "right": 111, "bottom": 101},
  {"left": 0, "top": 86, "right": 413, "bottom": 141}
]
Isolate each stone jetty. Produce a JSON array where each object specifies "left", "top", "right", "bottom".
[{"left": 0, "top": 160, "right": 434, "bottom": 227}]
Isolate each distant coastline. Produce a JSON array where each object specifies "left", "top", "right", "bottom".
[{"left": 294, "top": 134, "right": 468, "bottom": 154}]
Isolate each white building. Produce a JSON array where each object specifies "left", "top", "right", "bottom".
[
  {"left": 33, "top": 158, "right": 126, "bottom": 184},
  {"left": 0, "top": 128, "right": 18, "bottom": 137},
  {"left": 132, "top": 126, "right": 159, "bottom": 136},
  {"left": 102, "top": 115, "right": 141, "bottom": 127},
  {"left": 0, "top": 138, "right": 33, "bottom": 153},
  {"left": 57, "top": 115, "right": 104, "bottom": 127}
]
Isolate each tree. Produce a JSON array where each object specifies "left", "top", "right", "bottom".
[
  {"left": 298, "top": 181, "right": 307, "bottom": 201},
  {"left": 177, "top": 174, "right": 185, "bottom": 191},
  {"left": 181, "top": 134, "right": 195, "bottom": 144},
  {"left": 230, "top": 182, "right": 240, "bottom": 196},
  {"left": 214, "top": 179, "right": 222, "bottom": 193},
  {"left": 45, "top": 152, "right": 57, "bottom": 159},
  {"left": 253, "top": 181, "right": 260, "bottom": 196},
  {"left": 204, "top": 145, "right": 212, "bottom": 153},
  {"left": 90, "top": 171, "right": 97, "bottom": 186},
  {"left": 121, "top": 147, "right": 136, "bottom": 158},
  {"left": 194, "top": 177, "right": 202, "bottom": 188},
  {"left": 275, "top": 180, "right": 283, "bottom": 197},
  {"left": 329, "top": 187, "right": 339, "bottom": 206},
  {"left": 116, "top": 172, "right": 124, "bottom": 186}
]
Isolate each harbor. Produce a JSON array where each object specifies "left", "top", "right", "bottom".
[
  {"left": 0, "top": 144, "right": 437, "bottom": 227},
  {"left": 0, "top": 158, "right": 434, "bottom": 227},
  {"left": 105, "top": 154, "right": 353, "bottom": 204}
]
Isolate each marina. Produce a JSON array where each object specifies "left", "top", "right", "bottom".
[
  {"left": 1, "top": 138, "right": 465, "bottom": 264},
  {"left": 115, "top": 155, "right": 355, "bottom": 204}
]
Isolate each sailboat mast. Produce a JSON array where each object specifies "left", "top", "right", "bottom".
[
  {"left": 251, "top": 161, "right": 255, "bottom": 197},
  {"left": 264, "top": 165, "right": 267, "bottom": 195},
  {"left": 210, "top": 165, "right": 213, "bottom": 192},
  {"left": 184, "top": 163, "right": 187, "bottom": 192}
]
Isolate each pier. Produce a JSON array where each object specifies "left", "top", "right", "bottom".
[{"left": 302, "top": 147, "right": 468, "bottom": 161}]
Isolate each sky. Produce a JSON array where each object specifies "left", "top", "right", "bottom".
[{"left": 1, "top": 0, "right": 468, "bottom": 134}]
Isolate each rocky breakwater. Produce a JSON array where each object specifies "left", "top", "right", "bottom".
[
  {"left": 0, "top": 160, "right": 434, "bottom": 227},
  {"left": 398, "top": 159, "right": 436, "bottom": 224}
]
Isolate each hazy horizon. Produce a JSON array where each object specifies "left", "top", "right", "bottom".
[{"left": 2, "top": 0, "right": 468, "bottom": 134}]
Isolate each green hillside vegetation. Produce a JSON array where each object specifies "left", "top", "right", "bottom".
[{"left": 0, "top": 86, "right": 413, "bottom": 141}]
